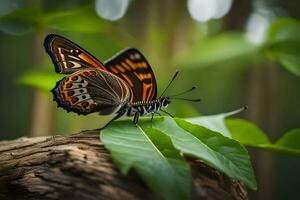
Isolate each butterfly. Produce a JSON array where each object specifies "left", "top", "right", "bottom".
[{"left": 44, "top": 34, "right": 199, "bottom": 127}]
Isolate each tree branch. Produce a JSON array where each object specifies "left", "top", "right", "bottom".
[{"left": 0, "top": 130, "right": 248, "bottom": 200}]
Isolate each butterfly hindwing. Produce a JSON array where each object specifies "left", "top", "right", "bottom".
[
  {"left": 44, "top": 34, "right": 106, "bottom": 74},
  {"left": 104, "top": 48, "right": 157, "bottom": 103},
  {"left": 52, "top": 69, "right": 131, "bottom": 115}
]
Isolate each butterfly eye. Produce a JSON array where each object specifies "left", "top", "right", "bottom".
[{"left": 162, "top": 99, "right": 169, "bottom": 107}]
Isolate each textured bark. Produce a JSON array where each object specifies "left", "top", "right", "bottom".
[{"left": 0, "top": 130, "right": 248, "bottom": 200}]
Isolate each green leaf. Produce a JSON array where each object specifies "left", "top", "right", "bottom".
[
  {"left": 140, "top": 117, "right": 257, "bottom": 190},
  {"left": 186, "top": 114, "right": 231, "bottom": 137},
  {"left": 276, "top": 128, "right": 300, "bottom": 151},
  {"left": 0, "top": 0, "right": 19, "bottom": 17},
  {"left": 185, "top": 108, "right": 299, "bottom": 156},
  {"left": 186, "top": 107, "right": 247, "bottom": 138},
  {"left": 43, "top": 5, "right": 107, "bottom": 33},
  {"left": 0, "top": 4, "right": 107, "bottom": 34},
  {"left": 146, "top": 128, "right": 182, "bottom": 159},
  {"left": 0, "top": 6, "right": 41, "bottom": 35},
  {"left": 17, "top": 72, "right": 63, "bottom": 93},
  {"left": 266, "top": 18, "right": 300, "bottom": 77},
  {"left": 176, "top": 32, "right": 260, "bottom": 68},
  {"left": 268, "top": 18, "right": 300, "bottom": 43},
  {"left": 146, "top": 128, "right": 192, "bottom": 194},
  {"left": 271, "top": 42, "right": 300, "bottom": 77},
  {"left": 226, "top": 119, "right": 300, "bottom": 156},
  {"left": 225, "top": 119, "right": 271, "bottom": 146},
  {"left": 263, "top": 129, "right": 300, "bottom": 155},
  {"left": 101, "top": 121, "right": 191, "bottom": 200}
]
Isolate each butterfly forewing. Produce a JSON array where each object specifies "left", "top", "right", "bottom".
[
  {"left": 52, "top": 69, "right": 131, "bottom": 115},
  {"left": 44, "top": 34, "right": 106, "bottom": 74},
  {"left": 104, "top": 48, "right": 157, "bottom": 103}
]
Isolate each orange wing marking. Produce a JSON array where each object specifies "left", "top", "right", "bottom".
[
  {"left": 116, "top": 65, "right": 125, "bottom": 73},
  {"left": 78, "top": 53, "right": 106, "bottom": 70},
  {"left": 120, "top": 73, "right": 134, "bottom": 87},
  {"left": 139, "top": 61, "right": 147, "bottom": 68},
  {"left": 146, "top": 84, "right": 154, "bottom": 100},
  {"left": 133, "top": 72, "right": 152, "bottom": 81},
  {"left": 125, "top": 59, "right": 148, "bottom": 70},
  {"left": 121, "top": 62, "right": 131, "bottom": 70},
  {"left": 110, "top": 67, "right": 119, "bottom": 74},
  {"left": 142, "top": 83, "right": 152, "bottom": 101}
]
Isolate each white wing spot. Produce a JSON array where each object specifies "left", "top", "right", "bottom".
[
  {"left": 130, "top": 53, "right": 141, "bottom": 60},
  {"left": 77, "top": 94, "right": 91, "bottom": 103},
  {"left": 69, "top": 61, "right": 82, "bottom": 68},
  {"left": 68, "top": 55, "right": 81, "bottom": 60}
]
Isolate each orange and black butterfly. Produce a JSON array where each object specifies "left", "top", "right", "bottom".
[{"left": 44, "top": 34, "right": 199, "bottom": 126}]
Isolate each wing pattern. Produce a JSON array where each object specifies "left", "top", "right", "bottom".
[
  {"left": 52, "top": 69, "right": 130, "bottom": 115},
  {"left": 104, "top": 48, "right": 157, "bottom": 103},
  {"left": 44, "top": 34, "right": 106, "bottom": 74}
]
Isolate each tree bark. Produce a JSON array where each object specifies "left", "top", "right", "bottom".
[{"left": 0, "top": 130, "right": 248, "bottom": 200}]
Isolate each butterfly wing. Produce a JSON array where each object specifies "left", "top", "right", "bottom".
[
  {"left": 104, "top": 48, "right": 157, "bottom": 103},
  {"left": 52, "top": 69, "right": 131, "bottom": 115},
  {"left": 44, "top": 34, "right": 106, "bottom": 74}
]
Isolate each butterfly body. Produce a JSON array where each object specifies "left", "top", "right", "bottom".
[
  {"left": 111, "top": 96, "right": 171, "bottom": 125},
  {"left": 127, "top": 97, "right": 170, "bottom": 116}
]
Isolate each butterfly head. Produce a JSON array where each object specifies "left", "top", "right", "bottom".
[{"left": 160, "top": 96, "right": 171, "bottom": 108}]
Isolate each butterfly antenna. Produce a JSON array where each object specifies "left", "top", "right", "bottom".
[
  {"left": 169, "top": 86, "right": 197, "bottom": 97},
  {"left": 160, "top": 110, "right": 174, "bottom": 118},
  {"left": 172, "top": 97, "right": 201, "bottom": 102},
  {"left": 160, "top": 71, "right": 179, "bottom": 97}
]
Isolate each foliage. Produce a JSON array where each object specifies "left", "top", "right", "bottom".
[
  {"left": 185, "top": 107, "right": 247, "bottom": 138},
  {"left": 265, "top": 18, "right": 300, "bottom": 77},
  {"left": 1, "top": 1, "right": 299, "bottom": 78},
  {"left": 43, "top": 5, "right": 107, "bottom": 33},
  {"left": 187, "top": 111, "right": 300, "bottom": 156},
  {"left": 101, "top": 113, "right": 300, "bottom": 199},
  {"left": 0, "top": 3, "right": 106, "bottom": 35},
  {"left": 0, "top": 6, "right": 41, "bottom": 35},
  {"left": 17, "top": 71, "right": 63, "bottom": 94},
  {"left": 101, "top": 116, "right": 257, "bottom": 200},
  {"left": 176, "top": 18, "right": 300, "bottom": 78},
  {"left": 175, "top": 32, "right": 260, "bottom": 68},
  {"left": 226, "top": 119, "right": 270, "bottom": 145},
  {"left": 226, "top": 119, "right": 300, "bottom": 155},
  {"left": 101, "top": 121, "right": 191, "bottom": 200}
]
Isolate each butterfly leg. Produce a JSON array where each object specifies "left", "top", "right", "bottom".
[
  {"left": 133, "top": 112, "right": 140, "bottom": 126},
  {"left": 155, "top": 112, "right": 162, "bottom": 116},
  {"left": 96, "top": 108, "right": 127, "bottom": 130},
  {"left": 150, "top": 113, "right": 154, "bottom": 128},
  {"left": 150, "top": 112, "right": 163, "bottom": 128}
]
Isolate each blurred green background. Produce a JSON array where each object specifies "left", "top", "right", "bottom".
[{"left": 0, "top": 0, "right": 299, "bottom": 199}]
